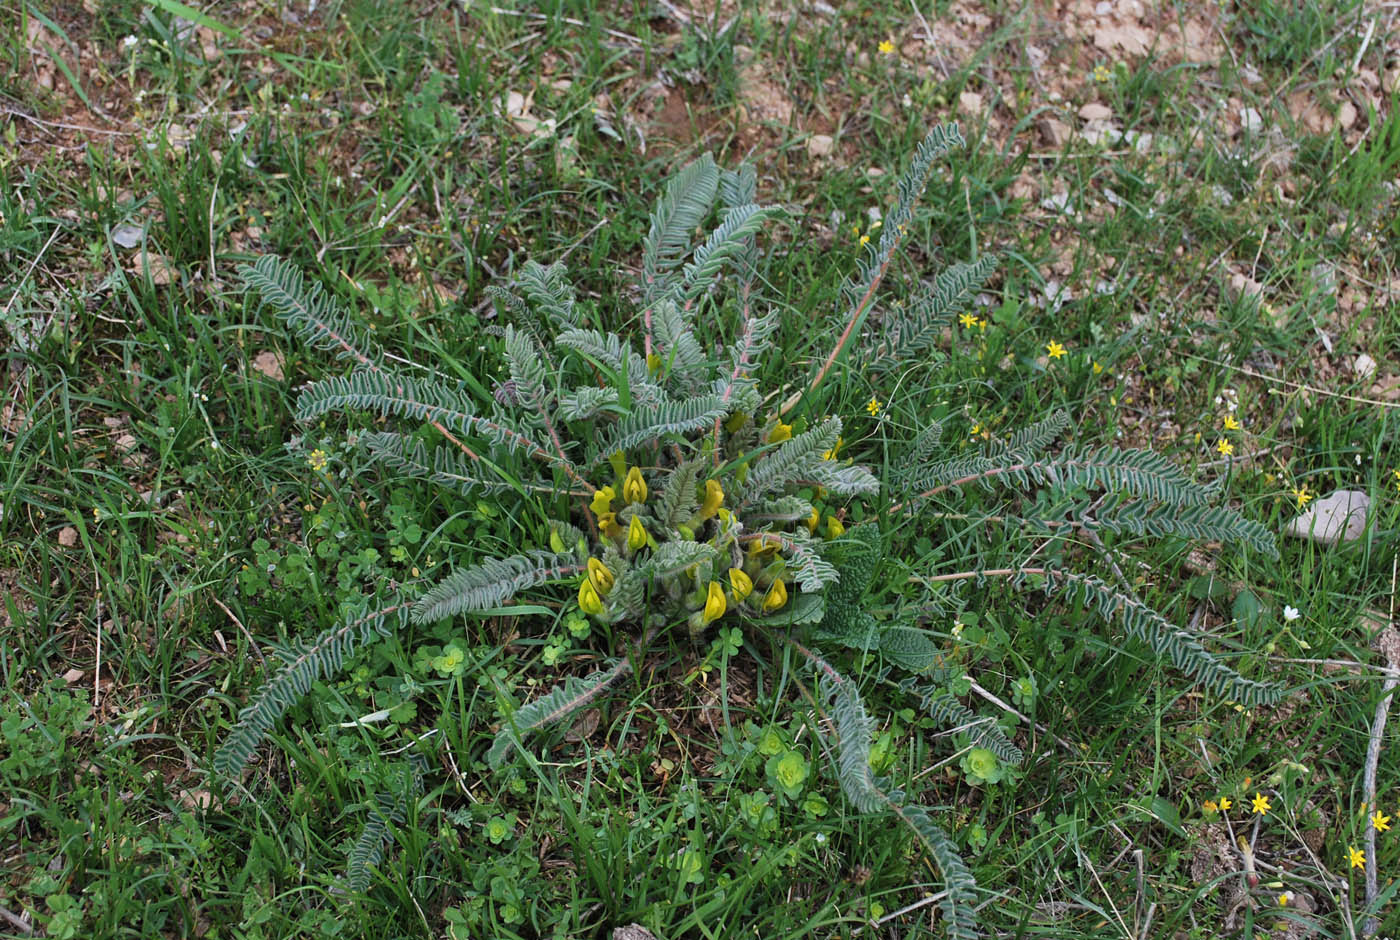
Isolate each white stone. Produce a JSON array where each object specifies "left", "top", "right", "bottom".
[{"left": 1285, "top": 489, "right": 1370, "bottom": 546}]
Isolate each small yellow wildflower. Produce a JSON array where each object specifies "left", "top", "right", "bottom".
[
  {"left": 702, "top": 581, "right": 727, "bottom": 624},
  {"left": 822, "top": 436, "right": 843, "bottom": 460},
  {"left": 762, "top": 577, "right": 789, "bottom": 613},
  {"left": 859, "top": 234, "right": 870, "bottom": 247},
  {"left": 1093, "top": 64, "right": 1111, "bottom": 82},
  {"left": 698, "top": 479, "right": 724, "bottom": 519},
  {"left": 1222, "top": 415, "right": 1241, "bottom": 431},
  {"left": 622, "top": 466, "right": 648, "bottom": 504},
  {"left": 1393, "top": 467, "right": 1400, "bottom": 491},
  {"left": 627, "top": 514, "right": 647, "bottom": 551},
  {"left": 1251, "top": 792, "right": 1271, "bottom": 816},
  {"left": 866, "top": 397, "right": 881, "bottom": 416},
  {"left": 587, "top": 557, "right": 614, "bottom": 596},
  {"left": 806, "top": 507, "right": 820, "bottom": 533},
  {"left": 590, "top": 485, "right": 615, "bottom": 516},
  {"left": 1373, "top": 810, "right": 1392, "bottom": 833},
  {"left": 1291, "top": 486, "right": 1313, "bottom": 508},
  {"left": 826, "top": 515, "right": 845, "bottom": 539},
  {"left": 877, "top": 39, "right": 895, "bottom": 55},
  {"left": 728, "top": 567, "right": 754, "bottom": 602},
  {"left": 1216, "top": 438, "right": 1234, "bottom": 457},
  {"left": 597, "top": 512, "right": 623, "bottom": 538},
  {"left": 1278, "top": 892, "right": 1292, "bottom": 907},
  {"left": 959, "top": 312, "right": 978, "bottom": 329},
  {"left": 976, "top": 318, "right": 988, "bottom": 331},
  {"left": 307, "top": 448, "right": 329, "bottom": 471},
  {"left": 768, "top": 421, "right": 793, "bottom": 444},
  {"left": 1348, "top": 845, "right": 1365, "bottom": 868},
  {"left": 1046, "top": 340, "right": 1066, "bottom": 359},
  {"left": 1203, "top": 800, "right": 1219, "bottom": 813},
  {"left": 578, "top": 578, "right": 605, "bottom": 616},
  {"left": 1219, "top": 796, "right": 1233, "bottom": 811}
]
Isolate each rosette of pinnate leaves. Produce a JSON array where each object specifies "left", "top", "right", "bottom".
[{"left": 218, "top": 124, "right": 1280, "bottom": 940}]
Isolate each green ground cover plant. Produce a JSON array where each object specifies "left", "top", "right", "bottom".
[
  {"left": 2, "top": 1, "right": 1398, "bottom": 937},
  {"left": 216, "top": 123, "right": 1284, "bottom": 940}
]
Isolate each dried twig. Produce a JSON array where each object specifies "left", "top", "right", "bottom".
[{"left": 1361, "top": 554, "right": 1399, "bottom": 936}]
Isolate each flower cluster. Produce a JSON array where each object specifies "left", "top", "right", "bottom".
[{"left": 575, "top": 447, "right": 797, "bottom": 638}]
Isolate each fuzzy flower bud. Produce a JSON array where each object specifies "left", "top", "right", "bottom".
[
  {"left": 762, "top": 577, "right": 788, "bottom": 613},
  {"left": 825, "top": 515, "right": 845, "bottom": 539},
  {"left": 578, "top": 578, "right": 605, "bottom": 616},
  {"left": 590, "top": 485, "right": 615, "bottom": 517},
  {"left": 805, "top": 507, "right": 819, "bottom": 534},
  {"left": 728, "top": 567, "right": 754, "bottom": 602},
  {"left": 627, "top": 514, "right": 647, "bottom": 551},
  {"left": 622, "top": 466, "right": 648, "bottom": 504},
  {"left": 702, "top": 581, "right": 727, "bottom": 624},
  {"left": 768, "top": 421, "right": 793, "bottom": 444},
  {"left": 724, "top": 411, "right": 749, "bottom": 433},
  {"left": 587, "top": 557, "right": 614, "bottom": 596},
  {"left": 608, "top": 450, "right": 628, "bottom": 480}
]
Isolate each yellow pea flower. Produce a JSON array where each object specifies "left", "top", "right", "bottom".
[
  {"left": 627, "top": 514, "right": 647, "bottom": 551},
  {"left": 698, "top": 479, "right": 724, "bottom": 519},
  {"left": 590, "top": 485, "right": 615, "bottom": 517},
  {"left": 702, "top": 582, "right": 727, "bottom": 623},
  {"left": 587, "top": 557, "right": 614, "bottom": 595},
  {"left": 728, "top": 567, "right": 754, "bottom": 602},
  {"left": 768, "top": 421, "right": 793, "bottom": 444},
  {"left": 597, "top": 512, "right": 623, "bottom": 538},
  {"left": 646, "top": 352, "right": 662, "bottom": 374},
  {"left": 826, "top": 515, "right": 845, "bottom": 539},
  {"left": 623, "top": 466, "right": 648, "bottom": 504},
  {"left": 747, "top": 538, "right": 779, "bottom": 558},
  {"left": 762, "top": 577, "right": 788, "bottom": 613},
  {"left": 806, "top": 507, "right": 820, "bottom": 533},
  {"left": 724, "top": 411, "right": 749, "bottom": 432},
  {"left": 578, "top": 578, "right": 605, "bottom": 616}
]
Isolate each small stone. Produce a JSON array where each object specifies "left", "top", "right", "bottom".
[
  {"left": 1284, "top": 489, "right": 1370, "bottom": 546},
  {"left": 1337, "top": 100, "right": 1357, "bottom": 129},
  {"left": 58, "top": 526, "right": 78, "bottom": 547},
  {"left": 111, "top": 224, "right": 144, "bottom": 248},
  {"left": 251, "top": 350, "right": 284, "bottom": 381},
  {"left": 62, "top": 668, "right": 85, "bottom": 684},
  {"left": 1228, "top": 271, "right": 1264, "bottom": 301},
  {"left": 806, "top": 134, "right": 834, "bottom": 158},
  {"left": 958, "top": 90, "right": 983, "bottom": 114},
  {"left": 1037, "top": 117, "right": 1070, "bottom": 147},
  {"left": 1354, "top": 353, "right": 1377, "bottom": 380},
  {"left": 1078, "top": 102, "right": 1113, "bottom": 122},
  {"left": 1240, "top": 107, "right": 1263, "bottom": 132}
]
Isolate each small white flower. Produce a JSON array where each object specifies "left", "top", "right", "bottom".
[
  {"left": 122, "top": 34, "right": 138, "bottom": 49},
  {"left": 1283, "top": 605, "right": 1301, "bottom": 622}
]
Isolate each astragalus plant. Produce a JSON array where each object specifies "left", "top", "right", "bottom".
[{"left": 217, "top": 123, "right": 1279, "bottom": 938}]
